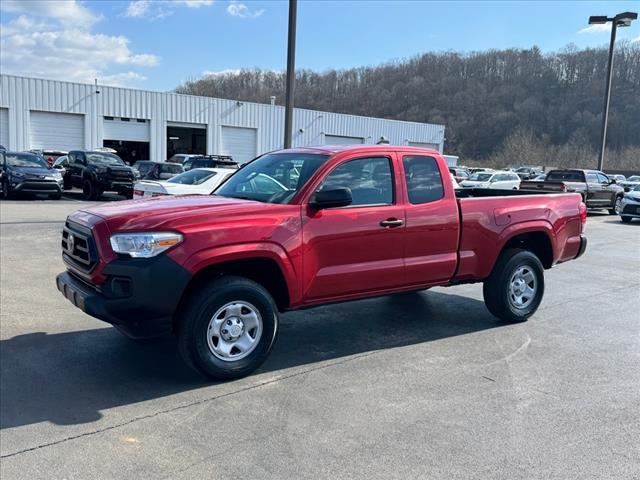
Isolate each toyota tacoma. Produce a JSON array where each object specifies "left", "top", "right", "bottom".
[{"left": 56, "top": 146, "right": 587, "bottom": 379}]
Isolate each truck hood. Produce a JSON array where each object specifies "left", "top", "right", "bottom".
[{"left": 80, "top": 194, "right": 273, "bottom": 232}]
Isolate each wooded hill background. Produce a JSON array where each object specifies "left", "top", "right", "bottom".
[{"left": 176, "top": 44, "right": 640, "bottom": 169}]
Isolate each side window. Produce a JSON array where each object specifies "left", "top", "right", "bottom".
[
  {"left": 585, "top": 173, "right": 598, "bottom": 184},
  {"left": 68, "top": 153, "right": 78, "bottom": 165},
  {"left": 597, "top": 173, "right": 609, "bottom": 184},
  {"left": 403, "top": 155, "right": 444, "bottom": 204},
  {"left": 320, "top": 157, "right": 393, "bottom": 206}
]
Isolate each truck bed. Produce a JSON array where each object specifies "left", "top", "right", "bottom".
[{"left": 453, "top": 190, "right": 585, "bottom": 281}]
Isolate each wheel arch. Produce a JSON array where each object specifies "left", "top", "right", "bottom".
[{"left": 499, "top": 228, "right": 554, "bottom": 269}]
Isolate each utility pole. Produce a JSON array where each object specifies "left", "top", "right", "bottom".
[{"left": 283, "top": 0, "right": 297, "bottom": 149}]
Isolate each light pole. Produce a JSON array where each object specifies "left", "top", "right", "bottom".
[
  {"left": 284, "top": 0, "right": 297, "bottom": 149},
  {"left": 588, "top": 11, "right": 637, "bottom": 171}
]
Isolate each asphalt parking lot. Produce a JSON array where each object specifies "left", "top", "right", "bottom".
[{"left": 0, "top": 197, "right": 638, "bottom": 479}]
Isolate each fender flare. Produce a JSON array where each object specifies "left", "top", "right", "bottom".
[{"left": 182, "top": 242, "right": 300, "bottom": 305}]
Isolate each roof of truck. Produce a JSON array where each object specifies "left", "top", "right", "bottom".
[{"left": 278, "top": 145, "right": 442, "bottom": 155}]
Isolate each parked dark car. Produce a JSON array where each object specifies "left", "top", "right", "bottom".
[
  {"left": 514, "top": 166, "right": 543, "bottom": 180},
  {"left": 133, "top": 161, "right": 183, "bottom": 180},
  {"left": 1, "top": 150, "right": 64, "bottom": 199},
  {"left": 66, "top": 150, "right": 139, "bottom": 200},
  {"left": 520, "top": 169, "right": 625, "bottom": 214},
  {"left": 168, "top": 154, "right": 238, "bottom": 170}
]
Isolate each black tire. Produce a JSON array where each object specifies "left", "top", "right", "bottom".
[
  {"left": 49, "top": 193, "right": 62, "bottom": 200},
  {"left": 483, "top": 248, "right": 545, "bottom": 323},
  {"left": 82, "top": 179, "right": 101, "bottom": 200},
  {"left": 177, "top": 276, "right": 279, "bottom": 380},
  {"left": 609, "top": 196, "right": 623, "bottom": 215},
  {"left": 621, "top": 216, "right": 632, "bottom": 223},
  {"left": 1, "top": 179, "right": 11, "bottom": 199}
]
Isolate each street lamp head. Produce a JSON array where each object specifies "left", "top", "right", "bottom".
[
  {"left": 615, "top": 11, "right": 637, "bottom": 27},
  {"left": 588, "top": 15, "right": 608, "bottom": 24}
]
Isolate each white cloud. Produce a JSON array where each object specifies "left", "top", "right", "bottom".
[
  {"left": 125, "top": 0, "right": 214, "bottom": 20},
  {"left": 1, "top": 5, "right": 159, "bottom": 87},
  {"left": 0, "top": 0, "right": 99, "bottom": 27},
  {"left": 203, "top": 69, "right": 242, "bottom": 76},
  {"left": 227, "top": 1, "right": 264, "bottom": 19},
  {"left": 578, "top": 24, "right": 612, "bottom": 34}
]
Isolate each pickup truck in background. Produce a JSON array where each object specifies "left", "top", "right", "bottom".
[
  {"left": 56, "top": 146, "right": 587, "bottom": 380},
  {"left": 520, "top": 169, "right": 625, "bottom": 214}
]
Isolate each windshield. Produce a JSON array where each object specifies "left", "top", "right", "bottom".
[
  {"left": 134, "top": 162, "right": 154, "bottom": 175},
  {"left": 167, "top": 169, "right": 216, "bottom": 185},
  {"left": 5, "top": 153, "right": 48, "bottom": 168},
  {"left": 468, "top": 173, "right": 493, "bottom": 182},
  {"left": 628, "top": 176, "right": 640, "bottom": 182},
  {"left": 633, "top": 185, "right": 640, "bottom": 192},
  {"left": 215, "top": 152, "right": 329, "bottom": 203},
  {"left": 86, "top": 152, "right": 125, "bottom": 166}
]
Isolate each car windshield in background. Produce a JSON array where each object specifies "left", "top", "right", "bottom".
[
  {"left": 628, "top": 176, "right": 640, "bottom": 182},
  {"left": 633, "top": 185, "right": 640, "bottom": 192},
  {"left": 215, "top": 152, "right": 330, "bottom": 204},
  {"left": 468, "top": 173, "right": 493, "bottom": 181},
  {"left": 86, "top": 152, "right": 125, "bottom": 166},
  {"left": 546, "top": 171, "right": 584, "bottom": 182},
  {"left": 134, "top": 162, "right": 154, "bottom": 175},
  {"left": 5, "top": 153, "right": 48, "bottom": 168},
  {"left": 167, "top": 169, "right": 216, "bottom": 185}
]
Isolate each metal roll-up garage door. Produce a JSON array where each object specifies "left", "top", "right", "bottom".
[
  {"left": 221, "top": 126, "right": 257, "bottom": 165},
  {"left": 324, "top": 134, "right": 364, "bottom": 145},
  {"left": 0, "top": 108, "right": 8, "bottom": 148},
  {"left": 408, "top": 141, "right": 440, "bottom": 151},
  {"left": 30, "top": 111, "right": 84, "bottom": 150},
  {"left": 103, "top": 118, "right": 150, "bottom": 142}
]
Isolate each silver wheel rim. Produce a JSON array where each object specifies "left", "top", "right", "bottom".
[
  {"left": 206, "top": 301, "right": 263, "bottom": 362},
  {"left": 508, "top": 266, "right": 537, "bottom": 310},
  {"left": 614, "top": 197, "right": 622, "bottom": 214}
]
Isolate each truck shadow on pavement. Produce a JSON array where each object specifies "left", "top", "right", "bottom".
[{"left": 1, "top": 290, "right": 502, "bottom": 430}]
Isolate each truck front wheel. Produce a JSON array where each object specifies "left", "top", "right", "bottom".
[
  {"left": 483, "top": 249, "right": 544, "bottom": 322},
  {"left": 177, "top": 276, "right": 279, "bottom": 380}
]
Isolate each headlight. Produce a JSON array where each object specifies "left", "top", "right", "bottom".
[
  {"left": 52, "top": 171, "right": 62, "bottom": 179},
  {"left": 110, "top": 232, "right": 183, "bottom": 258},
  {"left": 12, "top": 171, "right": 26, "bottom": 178}
]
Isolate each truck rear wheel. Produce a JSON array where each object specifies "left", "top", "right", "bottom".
[
  {"left": 483, "top": 249, "right": 544, "bottom": 322},
  {"left": 177, "top": 276, "right": 279, "bottom": 380}
]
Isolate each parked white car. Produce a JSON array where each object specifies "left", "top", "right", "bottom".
[
  {"left": 460, "top": 171, "right": 521, "bottom": 190},
  {"left": 133, "top": 168, "right": 234, "bottom": 198}
]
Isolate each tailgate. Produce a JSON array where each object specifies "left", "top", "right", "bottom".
[
  {"left": 519, "top": 181, "right": 565, "bottom": 192},
  {"left": 133, "top": 181, "right": 167, "bottom": 198}
]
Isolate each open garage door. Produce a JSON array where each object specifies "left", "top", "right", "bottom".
[
  {"left": 221, "top": 126, "right": 257, "bottom": 165},
  {"left": 104, "top": 117, "right": 150, "bottom": 164},
  {"left": 408, "top": 141, "right": 440, "bottom": 151},
  {"left": 30, "top": 111, "right": 84, "bottom": 150},
  {"left": 324, "top": 134, "right": 364, "bottom": 145},
  {"left": 0, "top": 108, "right": 8, "bottom": 148}
]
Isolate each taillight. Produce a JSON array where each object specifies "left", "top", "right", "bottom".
[
  {"left": 151, "top": 192, "right": 166, "bottom": 197},
  {"left": 579, "top": 202, "right": 587, "bottom": 229},
  {"left": 133, "top": 189, "right": 144, "bottom": 197}
]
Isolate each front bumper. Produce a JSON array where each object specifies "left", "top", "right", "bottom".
[
  {"left": 56, "top": 255, "right": 192, "bottom": 338},
  {"left": 13, "top": 179, "right": 63, "bottom": 193},
  {"left": 620, "top": 200, "right": 640, "bottom": 218}
]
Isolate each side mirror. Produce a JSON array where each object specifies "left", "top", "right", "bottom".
[{"left": 310, "top": 187, "right": 352, "bottom": 210}]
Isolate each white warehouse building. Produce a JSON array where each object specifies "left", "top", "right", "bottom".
[{"left": 0, "top": 74, "right": 445, "bottom": 164}]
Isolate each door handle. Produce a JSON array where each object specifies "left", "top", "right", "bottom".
[{"left": 380, "top": 218, "right": 404, "bottom": 228}]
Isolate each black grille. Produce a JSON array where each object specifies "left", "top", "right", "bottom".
[
  {"left": 110, "top": 169, "right": 134, "bottom": 180},
  {"left": 62, "top": 221, "right": 98, "bottom": 272},
  {"left": 622, "top": 204, "right": 640, "bottom": 215}
]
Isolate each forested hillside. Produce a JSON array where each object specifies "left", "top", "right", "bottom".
[{"left": 176, "top": 44, "right": 640, "bottom": 168}]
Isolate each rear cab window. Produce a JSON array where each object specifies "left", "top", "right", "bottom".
[{"left": 402, "top": 155, "right": 444, "bottom": 204}]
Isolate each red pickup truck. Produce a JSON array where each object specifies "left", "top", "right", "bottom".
[{"left": 56, "top": 146, "right": 587, "bottom": 379}]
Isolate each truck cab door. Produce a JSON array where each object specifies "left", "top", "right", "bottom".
[
  {"left": 584, "top": 172, "right": 603, "bottom": 206},
  {"left": 401, "top": 154, "right": 460, "bottom": 286},
  {"left": 301, "top": 155, "right": 406, "bottom": 302},
  {"left": 596, "top": 172, "right": 616, "bottom": 206}
]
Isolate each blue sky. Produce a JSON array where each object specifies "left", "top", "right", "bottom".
[{"left": 1, "top": 0, "right": 638, "bottom": 91}]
